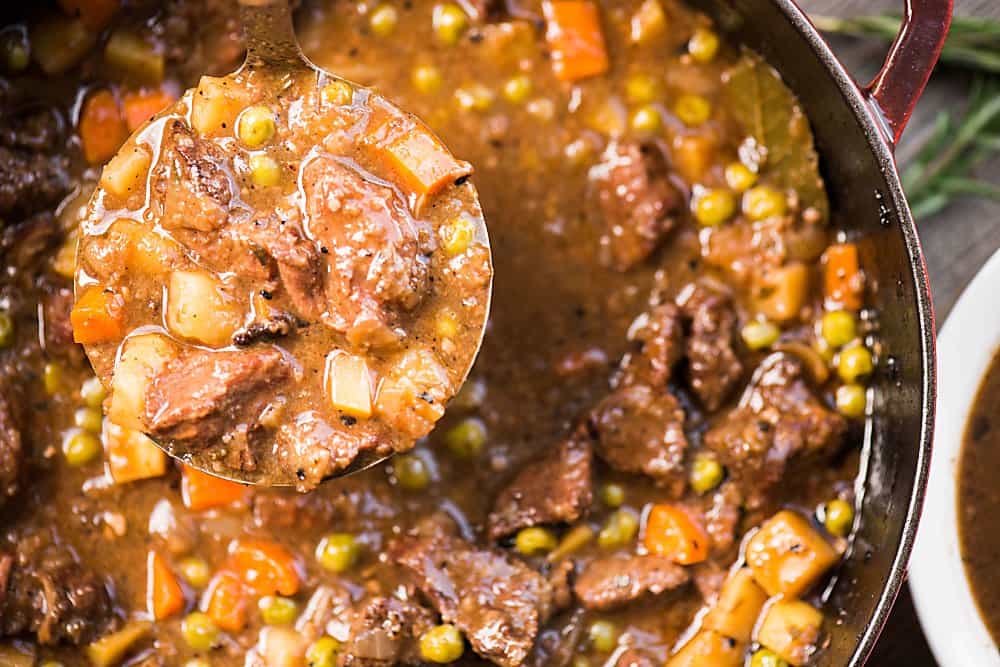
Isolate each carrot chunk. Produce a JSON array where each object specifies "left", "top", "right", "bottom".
[
  {"left": 70, "top": 287, "right": 125, "bottom": 344},
  {"left": 122, "top": 88, "right": 177, "bottom": 132},
  {"left": 823, "top": 242, "right": 864, "bottom": 311},
  {"left": 58, "top": 0, "right": 120, "bottom": 31},
  {"left": 643, "top": 503, "right": 709, "bottom": 565},
  {"left": 181, "top": 464, "right": 248, "bottom": 511},
  {"left": 202, "top": 571, "right": 249, "bottom": 632},
  {"left": 147, "top": 550, "right": 185, "bottom": 620},
  {"left": 79, "top": 89, "right": 128, "bottom": 165},
  {"left": 225, "top": 539, "right": 302, "bottom": 596},
  {"left": 543, "top": 0, "right": 610, "bottom": 82}
]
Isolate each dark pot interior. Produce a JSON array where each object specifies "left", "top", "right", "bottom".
[{"left": 692, "top": 1, "right": 936, "bottom": 664}]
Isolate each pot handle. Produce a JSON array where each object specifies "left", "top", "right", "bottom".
[{"left": 863, "top": 0, "right": 953, "bottom": 145}]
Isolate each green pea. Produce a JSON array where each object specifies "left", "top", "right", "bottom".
[
  {"left": 419, "top": 624, "right": 465, "bottom": 663},
  {"left": 412, "top": 65, "right": 443, "bottom": 95},
  {"left": 571, "top": 658, "right": 590, "bottom": 667},
  {"left": 688, "top": 28, "right": 720, "bottom": 63},
  {"left": 178, "top": 556, "right": 211, "bottom": 588},
  {"left": 237, "top": 105, "right": 276, "bottom": 148},
  {"left": 0, "top": 311, "right": 14, "bottom": 348},
  {"left": 444, "top": 417, "right": 486, "bottom": 458},
  {"left": 63, "top": 430, "right": 101, "bottom": 467},
  {"left": 629, "top": 105, "right": 662, "bottom": 134},
  {"left": 587, "top": 620, "right": 619, "bottom": 653},
  {"left": 821, "top": 310, "right": 857, "bottom": 349},
  {"left": 43, "top": 361, "right": 63, "bottom": 396},
  {"left": 2, "top": 35, "right": 29, "bottom": 73},
  {"left": 835, "top": 383, "right": 867, "bottom": 419},
  {"left": 837, "top": 345, "right": 874, "bottom": 383},
  {"left": 599, "top": 483, "right": 625, "bottom": 508},
  {"left": 181, "top": 612, "right": 219, "bottom": 652},
  {"left": 258, "top": 595, "right": 298, "bottom": 625},
  {"left": 597, "top": 509, "right": 639, "bottom": 550},
  {"left": 433, "top": 3, "right": 469, "bottom": 45},
  {"left": 741, "top": 319, "right": 780, "bottom": 351},
  {"left": 80, "top": 376, "right": 107, "bottom": 409},
  {"left": 454, "top": 84, "right": 494, "bottom": 113},
  {"left": 74, "top": 407, "right": 104, "bottom": 433},
  {"left": 750, "top": 648, "right": 789, "bottom": 667},
  {"left": 624, "top": 73, "right": 660, "bottom": 105},
  {"left": 514, "top": 527, "right": 558, "bottom": 556},
  {"left": 824, "top": 498, "right": 855, "bottom": 537},
  {"left": 502, "top": 75, "right": 533, "bottom": 105},
  {"left": 369, "top": 4, "right": 399, "bottom": 36},
  {"left": 724, "top": 162, "right": 757, "bottom": 192},
  {"left": 249, "top": 154, "right": 281, "bottom": 187},
  {"left": 689, "top": 454, "right": 724, "bottom": 494},
  {"left": 394, "top": 453, "right": 431, "bottom": 491},
  {"left": 743, "top": 185, "right": 787, "bottom": 221},
  {"left": 316, "top": 533, "right": 360, "bottom": 573},
  {"left": 693, "top": 188, "right": 735, "bottom": 227},
  {"left": 306, "top": 636, "right": 340, "bottom": 667},
  {"left": 674, "top": 94, "right": 711, "bottom": 126}
]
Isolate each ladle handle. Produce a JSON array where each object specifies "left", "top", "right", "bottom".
[
  {"left": 863, "top": 0, "right": 953, "bottom": 146},
  {"left": 238, "top": 0, "right": 306, "bottom": 69}
]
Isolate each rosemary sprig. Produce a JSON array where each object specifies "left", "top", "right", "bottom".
[
  {"left": 811, "top": 14, "right": 1000, "bottom": 74},
  {"left": 900, "top": 77, "right": 1000, "bottom": 219}
]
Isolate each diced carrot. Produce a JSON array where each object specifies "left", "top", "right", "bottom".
[
  {"left": 202, "top": 570, "right": 249, "bottom": 632},
  {"left": 105, "top": 422, "right": 167, "bottom": 483},
  {"left": 70, "top": 287, "right": 125, "bottom": 344},
  {"left": 367, "top": 118, "right": 472, "bottom": 210},
  {"left": 180, "top": 464, "right": 248, "bottom": 511},
  {"left": 122, "top": 88, "right": 177, "bottom": 132},
  {"left": 542, "top": 0, "right": 610, "bottom": 82},
  {"left": 58, "top": 0, "right": 120, "bottom": 31},
  {"left": 643, "top": 503, "right": 709, "bottom": 565},
  {"left": 79, "top": 89, "right": 128, "bottom": 165},
  {"left": 147, "top": 550, "right": 185, "bottom": 620},
  {"left": 823, "top": 242, "right": 864, "bottom": 311},
  {"left": 224, "top": 539, "right": 302, "bottom": 597}
]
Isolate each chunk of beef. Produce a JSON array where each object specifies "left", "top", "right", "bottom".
[
  {"left": 302, "top": 156, "right": 434, "bottom": 348},
  {"left": 339, "top": 596, "right": 437, "bottom": 667},
  {"left": 615, "top": 649, "right": 656, "bottom": 667},
  {"left": 683, "top": 481, "right": 742, "bottom": 558},
  {"left": 573, "top": 554, "right": 689, "bottom": 611},
  {"left": 614, "top": 303, "right": 684, "bottom": 390},
  {"left": 232, "top": 309, "right": 297, "bottom": 346},
  {"left": 241, "top": 212, "right": 324, "bottom": 322},
  {"left": 487, "top": 433, "right": 593, "bottom": 540},
  {"left": 42, "top": 285, "right": 75, "bottom": 348},
  {"left": 274, "top": 410, "right": 383, "bottom": 491},
  {"left": 0, "top": 382, "right": 24, "bottom": 505},
  {"left": 588, "top": 385, "right": 687, "bottom": 492},
  {"left": 703, "top": 354, "right": 847, "bottom": 508},
  {"left": 157, "top": 0, "right": 244, "bottom": 79},
  {"left": 590, "top": 141, "right": 680, "bottom": 271},
  {"left": 153, "top": 120, "right": 235, "bottom": 232},
  {"left": 0, "top": 147, "right": 70, "bottom": 221},
  {"left": 0, "top": 104, "right": 64, "bottom": 152},
  {"left": 677, "top": 282, "right": 743, "bottom": 411},
  {"left": 0, "top": 551, "right": 115, "bottom": 644},
  {"left": 390, "top": 533, "right": 561, "bottom": 667},
  {"left": 144, "top": 347, "right": 291, "bottom": 449},
  {"left": 527, "top": 610, "right": 585, "bottom": 667}
]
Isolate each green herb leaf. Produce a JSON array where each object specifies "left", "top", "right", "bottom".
[{"left": 722, "top": 52, "right": 830, "bottom": 222}]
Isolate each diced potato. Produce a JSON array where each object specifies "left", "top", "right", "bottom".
[
  {"left": 755, "top": 598, "right": 824, "bottom": 666},
  {"left": 755, "top": 261, "right": 810, "bottom": 322},
  {"left": 703, "top": 568, "right": 769, "bottom": 642},
  {"left": 745, "top": 510, "right": 839, "bottom": 597},
  {"left": 191, "top": 76, "right": 248, "bottom": 137},
  {"left": 104, "top": 29, "right": 164, "bottom": 82},
  {"left": 256, "top": 626, "right": 306, "bottom": 667},
  {"left": 325, "top": 352, "right": 373, "bottom": 419},
  {"left": 31, "top": 14, "right": 97, "bottom": 75},
  {"left": 671, "top": 134, "right": 716, "bottom": 184},
  {"left": 108, "top": 334, "right": 176, "bottom": 431},
  {"left": 375, "top": 349, "right": 450, "bottom": 438},
  {"left": 52, "top": 228, "right": 79, "bottom": 279},
  {"left": 86, "top": 620, "right": 153, "bottom": 667},
  {"left": 166, "top": 270, "right": 241, "bottom": 346},
  {"left": 107, "top": 219, "right": 181, "bottom": 274},
  {"left": 665, "top": 630, "right": 744, "bottom": 667},
  {"left": 100, "top": 145, "right": 152, "bottom": 200},
  {"left": 630, "top": 0, "right": 667, "bottom": 44},
  {"left": 105, "top": 421, "right": 167, "bottom": 483}
]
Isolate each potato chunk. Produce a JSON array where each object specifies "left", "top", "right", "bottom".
[
  {"left": 755, "top": 598, "right": 824, "bottom": 666},
  {"left": 745, "top": 510, "right": 838, "bottom": 597},
  {"left": 665, "top": 630, "right": 744, "bottom": 667},
  {"left": 108, "top": 333, "right": 176, "bottom": 430},
  {"left": 166, "top": 270, "right": 241, "bottom": 347},
  {"left": 191, "top": 76, "right": 249, "bottom": 136},
  {"left": 100, "top": 144, "right": 152, "bottom": 200},
  {"left": 703, "top": 568, "right": 769, "bottom": 642},
  {"left": 326, "top": 351, "right": 373, "bottom": 419}
]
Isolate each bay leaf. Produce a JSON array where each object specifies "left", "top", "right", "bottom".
[{"left": 722, "top": 51, "right": 830, "bottom": 223}]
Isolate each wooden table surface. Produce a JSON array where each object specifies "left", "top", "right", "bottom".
[{"left": 797, "top": 1, "right": 1000, "bottom": 663}]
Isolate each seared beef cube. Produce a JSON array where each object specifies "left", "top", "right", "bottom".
[
  {"left": 144, "top": 347, "right": 291, "bottom": 448},
  {"left": 242, "top": 213, "right": 324, "bottom": 322},
  {"left": 677, "top": 282, "right": 743, "bottom": 411},
  {"left": 573, "top": 554, "right": 689, "bottom": 611},
  {"left": 153, "top": 120, "right": 235, "bottom": 232},
  {"left": 390, "top": 533, "right": 561, "bottom": 667},
  {"left": 158, "top": 0, "right": 244, "bottom": 79},
  {"left": 0, "top": 383, "right": 24, "bottom": 505},
  {"left": 340, "top": 596, "right": 437, "bottom": 667},
  {"left": 590, "top": 141, "right": 679, "bottom": 271},
  {"left": 0, "top": 551, "right": 116, "bottom": 645},
  {"left": 704, "top": 354, "right": 846, "bottom": 508},
  {"left": 487, "top": 433, "right": 593, "bottom": 540},
  {"left": 0, "top": 147, "right": 70, "bottom": 221},
  {"left": 614, "top": 303, "right": 684, "bottom": 390},
  {"left": 588, "top": 385, "right": 687, "bottom": 491}
]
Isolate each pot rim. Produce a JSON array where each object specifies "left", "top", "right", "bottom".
[{"left": 764, "top": 1, "right": 937, "bottom": 663}]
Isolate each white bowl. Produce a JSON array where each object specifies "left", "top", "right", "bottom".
[{"left": 910, "top": 249, "right": 1000, "bottom": 665}]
